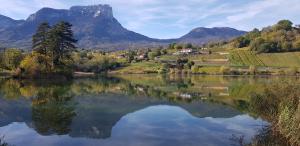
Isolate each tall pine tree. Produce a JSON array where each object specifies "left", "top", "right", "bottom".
[
  {"left": 48, "top": 21, "right": 77, "bottom": 66},
  {"left": 32, "top": 21, "right": 77, "bottom": 70},
  {"left": 32, "top": 22, "right": 51, "bottom": 55}
]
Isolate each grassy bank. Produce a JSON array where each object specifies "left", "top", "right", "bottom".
[
  {"left": 110, "top": 61, "right": 162, "bottom": 74},
  {"left": 111, "top": 64, "right": 300, "bottom": 76},
  {"left": 249, "top": 83, "right": 300, "bottom": 146}
]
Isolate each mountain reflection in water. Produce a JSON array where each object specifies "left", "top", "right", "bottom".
[{"left": 0, "top": 75, "right": 297, "bottom": 146}]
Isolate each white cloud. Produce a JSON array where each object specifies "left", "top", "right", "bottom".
[{"left": 206, "top": 0, "right": 300, "bottom": 30}]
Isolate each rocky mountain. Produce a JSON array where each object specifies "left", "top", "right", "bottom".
[{"left": 0, "top": 4, "right": 246, "bottom": 50}]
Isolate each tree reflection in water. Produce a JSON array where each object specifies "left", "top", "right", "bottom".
[{"left": 31, "top": 84, "right": 76, "bottom": 135}]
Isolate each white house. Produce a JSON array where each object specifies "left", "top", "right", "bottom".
[
  {"left": 173, "top": 48, "right": 194, "bottom": 55},
  {"left": 180, "top": 48, "right": 193, "bottom": 53}
]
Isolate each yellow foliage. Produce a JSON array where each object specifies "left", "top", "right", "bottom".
[{"left": 20, "top": 52, "right": 51, "bottom": 76}]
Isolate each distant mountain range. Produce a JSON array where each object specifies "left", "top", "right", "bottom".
[{"left": 0, "top": 4, "right": 246, "bottom": 51}]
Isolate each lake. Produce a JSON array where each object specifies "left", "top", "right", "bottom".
[{"left": 0, "top": 75, "right": 297, "bottom": 146}]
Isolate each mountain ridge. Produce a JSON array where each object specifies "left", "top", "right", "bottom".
[{"left": 0, "top": 4, "right": 246, "bottom": 50}]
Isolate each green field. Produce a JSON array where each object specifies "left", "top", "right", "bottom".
[
  {"left": 230, "top": 49, "right": 300, "bottom": 67},
  {"left": 159, "top": 53, "right": 229, "bottom": 66},
  {"left": 111, "top": 61, "right": 162, "bottom": 74}
]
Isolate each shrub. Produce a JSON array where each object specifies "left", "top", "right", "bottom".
[
  {"left": 19, "top": 53, "right": 50, "bottom": 77},
  {"left": 1, "top": 48, "right": 23, "bottom": 70},
  {"left": 148, "top": 50, "right": 161, "bottom": 60},
  {"left": 249, "top": 83, "right": 300, "bottom": 145}
]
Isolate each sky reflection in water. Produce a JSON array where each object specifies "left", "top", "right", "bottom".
[{"left": 0, "top": 105, "right": 266, "bottom": 146}]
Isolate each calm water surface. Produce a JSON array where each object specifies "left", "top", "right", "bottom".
[{"left": 0, "top": 75, "right": 296, "bottom": 146}]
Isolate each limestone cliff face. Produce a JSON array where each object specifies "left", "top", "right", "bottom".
[{"left": 0, "top": 4, "right": 154, "bottom": 50}]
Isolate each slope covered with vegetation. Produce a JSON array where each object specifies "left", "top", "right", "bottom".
[{"left": 232, "top": 20, "right": 300, "bottom": 53}]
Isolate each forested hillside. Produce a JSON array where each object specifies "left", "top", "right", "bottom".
[{"left": 232, "top": 20, "right": 300, "bottom": 53}]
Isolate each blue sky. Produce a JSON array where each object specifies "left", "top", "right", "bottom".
[{"left": 0, "top": 0, "right": 299, "bottom": 39}]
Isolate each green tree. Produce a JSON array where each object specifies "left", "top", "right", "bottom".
[
  {"left": 148, "top": 49, "right": 161, "bottom": 60},
  {"left": 185, "top": 43, "right": 193, "bottom": 48},
  {"left": 2, "top": 48, "right": 23, "bottom": 70},
  {"left": 168, "top": 43, "right": 176, "bottom": 50},
  {"left": 282, "top": 41, "right": 292, "bottom": 51},
  {"left": 293, "top": 39, "right": 300, "bottom": 49},
  {"left": 174, "top": 44, "right": 183, "bottom": 50},
  {"left": 48, "top": 21, "right": 77, "bottom": 66},
  {"left": 22, "top": 21, "right": 78, "bottom": 77},
  {"left": 161, "top": 49, "right": 167, "bottom": 55},
  {"left": 250, "top": 37, "right": 265, "bottom": 52},
  {"left": 233, "top": 36, "right": 250, "bottom": 48},
  {"left": 276, "top": 20, "right": 293, "bottom": 31},
  {"left": 32, "top": 22, "right": 51, "bottom": 55},
  {"left": 176, "top": 58, "right": 188, "bottom": 69},
  {"left": 248, "top": 28, "right": 261, "bottom": 39},
  {"left": 186, "top": 61, "right": 195, "bottom": 69},
  {"left": 126, "top": 50, "right": 136, "bottom": 63}
]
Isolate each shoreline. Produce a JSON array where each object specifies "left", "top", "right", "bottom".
[
  {"left": 108, "top": 72, "right": 300, "bottom": 77},
  {"left": 1, "top": 72, "right": 300, "bottom": 79}
]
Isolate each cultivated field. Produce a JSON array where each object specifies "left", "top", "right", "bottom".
[{"left": 230, "top": 49, "right": 300, "bottom": 67}]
